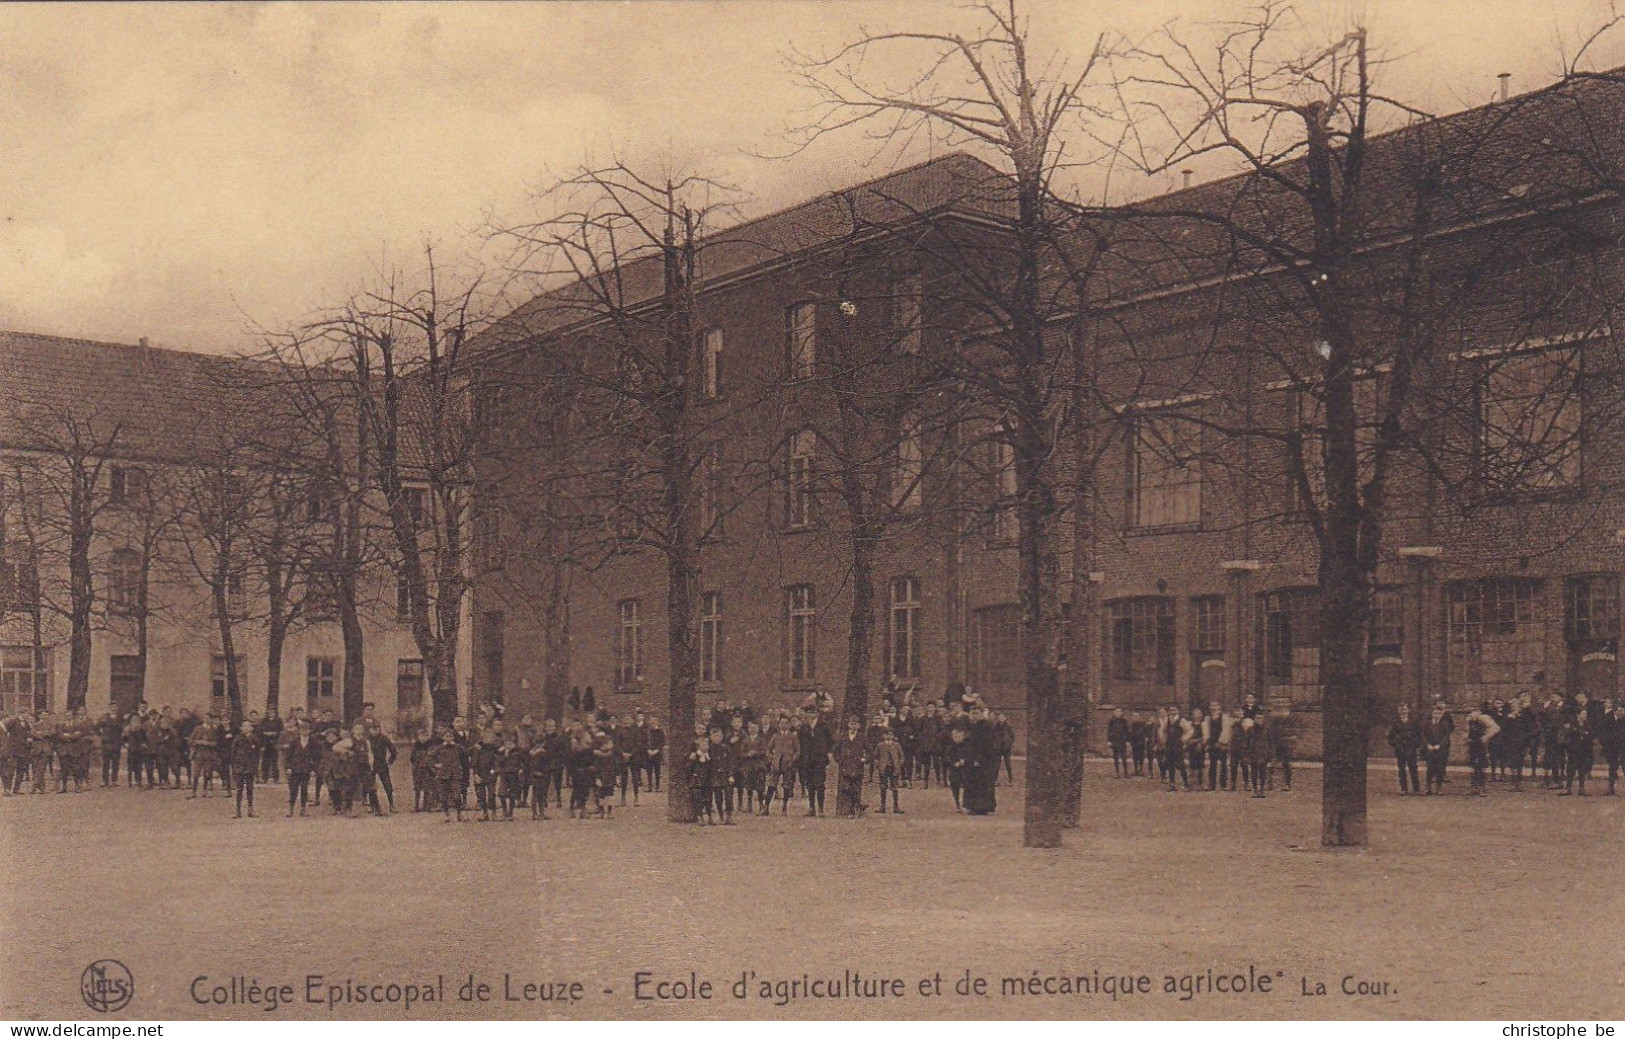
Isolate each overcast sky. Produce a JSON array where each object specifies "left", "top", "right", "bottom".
[{"left": 3, "top": 0, "right": 1621, "bottom": 354}]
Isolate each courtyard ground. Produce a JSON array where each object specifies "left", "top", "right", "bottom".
[{"left": 1, "top": 760, "right": 1620, "bottom": 1021}]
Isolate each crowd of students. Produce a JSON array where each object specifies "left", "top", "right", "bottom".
[
  {"left": 1103, "top": 694, "right": 1296, "bottom": 796},
  {"left": 1384, "top": 692, "right": 1625, "bottom": 797},
  {"left": 682, "top": 692, "right": 1010, "bottom": 823},
  {"left": 1099, "top": 690, "right": 1625, "bottom": 800},
  {"left": 0, "top": 688, "right": 1014, "bottom": 824},
  {"left": 9, "top": 687, "right": 1614, "bottom": 822}
]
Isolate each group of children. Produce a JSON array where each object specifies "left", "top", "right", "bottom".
[
  {"left": 1386, "top": 693, "right": 1625, "bottom": 797},
  {"left": 0, "top": 702, "right": 405, "bottom": 820},
  {"left": 407, "top": 710, "right": 667, "bottom": 822},
  {"left": 1104, "top": 695, "right": 1294, "bottom": 797},
  {"left": 683, "top": 695, "right": 1006, "bottom": 824}
]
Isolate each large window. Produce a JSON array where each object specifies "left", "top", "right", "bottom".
[
  {"left": 396, "top": 659, "right": 424, "bottom": 711},
  {"left": 894, "top": 275, "right": 922, "bottom": 355},
  {"left": 1130, "top": 411, "right": 1201, "bottom": 529},
  {"left": 1190, "top": 595, "right": 1225, "bottom": 653},
  {"left": 971, "top": 604, "right": 1022, "bottom": 687},
  {"left": 474, "top": 501, "right": 505, "bottom": 572},
  {"left": 305, "top": 655, "right": 338, "bottom": 712},
  {"left": 305, "top": 483, "right": 336, "bottom": 525},
  {"left": 1564, "top": 574, "right": 1619, "bottom": 647},
  {"left": 305, "top": 568, "right": 338, "bottom": 622},
  {"left": 787, "top": 302, "right": 817, "bottom": 380},
  {"left": 1445, "top": 578, "right": 1545, "bottom": 702},
  {"left": 0, "top": 646, "right": 48, "bottom": 715},
  {"left": 786, "top": 429, "right": 816, "bottom": 528},
  {"left": 401, "top": 486, "right": 429, "bottom": 530},
  {"left": 213, "top": 653, "right": 246, "bottom": 714},
  {"left": 109, "top": 654, "right": 142, "bottom": 712},
  {"left": 226, "top": 571, "right": 247, "bottom": 618},
  {"left": 702, "top": 327, "right": 724, "bottom": 399},
  {"left": 615, "top": 599, "right": 643, "bottom": 689},
  {"left": 109, "top": 548, "right": 142, "bottom": 614},
  {"left": 1479, "top": 348, "right": 1582, "bottom": 493},
  {"left": 395, "top": 572, "right": 412, "bottom": 624},
  {"left": 1370, "top": 585, "right": 1405, "bottom": 653},
  {"left": 483, "top": 610, "right": 505, "bottom": 704},
  {"left": 700, "top": 591, "right": 722, "bottom": 686},
  {"left": 0, "top": 553, "right": 39, "bottom": 612},
  {"left": 888, "top": 576, "right": 922, "bottom": 681},
  {"left": 1286, "top": 378, "right": 1381, "bottom": 514},
  {"left": 988, "top": 422, "right": 1017, "bottom": 544},
  {"left": 893, "top": 412, "right": 923, "bottom": 511},
  {"left": 1106, "top": 597, "right": 1175, "bottom": 694},
  {"left": 1260, "top": 588, "right": 1321, "bottom": 706},
  {"left": 109, "top": 465, "right": 148, "bottom": 506},
  {"left": 786, "top": 584, "right": 817, "bottom": 683},
  {"left": 699, "top": 443, "right": 725, "bottom": 538}
]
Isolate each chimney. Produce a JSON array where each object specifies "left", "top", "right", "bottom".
[
  {"left": 138, "top": 337, "right": 149, "bottom": 349},
  {"left": 1181, "top": 169, "right": 1193, "bottom": 190},
  {"left": 1498, "top": 72, "right": 1511, "bottom": 102}
]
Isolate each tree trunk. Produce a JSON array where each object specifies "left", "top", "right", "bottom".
[
  {"left": 67, "top": 521, "right": 92, "bottom": 712},
  {"left": 1013, "top": 177, "right": 1066, "bottom": 849},
  {"left": 1319, "top": 544, "right": 1370, "bottom": 846},
  {"left": 541, "top": 556, "right": 570, "bottom": 723},
  {"left": 266, "top": 620, "right": 286, "bottom": 717},
  {"left": 1317, "top": 301, "right": 1372, "bottom": 847},
  {"left": 427, "top": 637, "right": 460, "bottom": 726},
  {"left": 661, "top": 206, "right": 701, "bottom": 823},
  {"left": 341, "top": 602, "right": 365, "bottom": 725},
  {"left": 134, "top": 612, "right": 149, "bottom": 708},
  {"left": 214, "top": 583, "right": 242, "bottom": 727},
  {"left": 1063, "top": 316, "right": 1099, "bottom": 830},
  {"left": 1017, "top": 451, "right": 1064, "bottom": 848},
  {"left": 842, "top": 527, "right": 877, "bottom": 730}
]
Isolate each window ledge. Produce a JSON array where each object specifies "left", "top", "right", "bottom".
[
  {"left": 1474, "top": 486, "right": 1585, "bottom": 507},
  {"left": 1124, "top": 522, "right": 1204, "bottom": 537}
]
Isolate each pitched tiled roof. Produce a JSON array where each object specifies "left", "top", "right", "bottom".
[
  {"left": 1087, "top": 68, "right": 1625, "bottom": 304},
  {"left": 0, "top": 331, "right": 274, "bottom": 462},
  {"left": 485, "top": 151, "right": 1016, "bottom": 348}
]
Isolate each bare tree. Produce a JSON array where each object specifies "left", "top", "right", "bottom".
[
  {"left": 102, "top": 464, "right": 184, "bottom": 710},
  {"left": 243, "top": 467, "right": 323, "bottom": 716},
  {"left": 1108, "top": 3, "right": 1625, "bottom": 844},
  {"left": 6, "top": 405, "right": 124, "bottom": 712},
  {"left": 175, "top": 457, "right": 256, "bottom": 725},
  {"left": 772, "top": 189, "right": 977, "bottom": 734},
  {"left": 289, "top": 250, "right": 493, "bottom": 727},
  {"left": 792, "top": 0, "right": 1108, "bottom": 846},
  {"left": 493, "top": 158, "right": 740, "bottom": 822}
]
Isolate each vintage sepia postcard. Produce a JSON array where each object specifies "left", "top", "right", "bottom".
[{"left": 1, "top": 0, "right": 1622, "bottom": 1028}]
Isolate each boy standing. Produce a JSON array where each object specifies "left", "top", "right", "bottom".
[
  {"left": 427, "top": 730, "right": 464, "bottom": 822},
  {"left": 875, "top": 727, "right": 903, "bottom": 814},
  {"left": 833, "top": 717, "right": 868, "bottom": 818},
  {"left": 231, "top": 722, "right": 260, "bottom": 818}
]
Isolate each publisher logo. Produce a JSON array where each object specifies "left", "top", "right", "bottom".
[{"left": 81, "top": 959, "right": 134, "bottom": 1013}]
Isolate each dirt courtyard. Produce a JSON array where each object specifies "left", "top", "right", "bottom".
[{"left": 2, "top": 760, "right": 1621, "bottom": 1021}]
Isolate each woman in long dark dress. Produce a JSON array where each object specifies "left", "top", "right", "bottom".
[{"left": 963, "top": 709, "right": 999, "bottom": 815}]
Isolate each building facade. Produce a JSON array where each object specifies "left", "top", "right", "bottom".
[
  {"left": 0, "top": 331, "right": 468, "bottom": 731},
  {"left": 448, "top": 79, "right": 1625, "bottom": 754}
]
